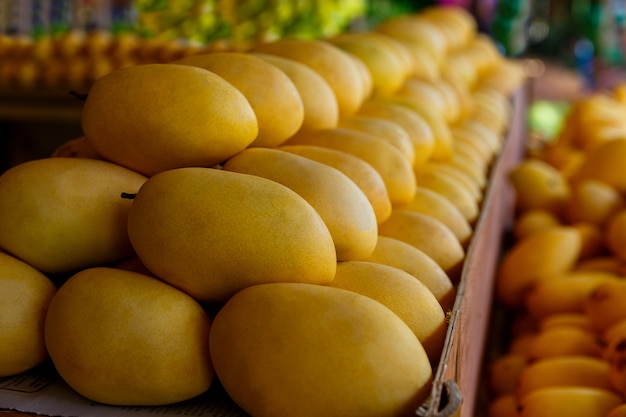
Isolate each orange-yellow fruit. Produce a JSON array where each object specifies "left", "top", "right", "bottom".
[
  {"left": 337, "top": 115, "right": 416, "bottom": 166},
  {"left": 378, "top": 210, "right": 466, "bottom": 281},
  {"left": 413, "top": 166, "right": 480, "bottom": 224},
  {"left": 585, "top": 277, "right": 626, "bottom": 333},
  {"left": 222, "top": 148, "right": 378, "bottom": 261},
  {"left": 81, "top": 63, "right": 258, "bottom": 176},
  {"left": 0, "top": 252, "right": 57, "bottom": 377},
  {"left": 571, "top": 138, "right": 626, "bottom": 193},
  {"left": 173, "top": 52, "right": 304, "bottom": 147},
  {"left": 573, "top": 222, "right": 606, "bottom": 260},
  {"left": 508, "top": 159, "right": 571, "bottom": 217},
  {"left": 126, "top": 167, "right": 337, "bottom": 303},
  {"left": 515, "top": 356, "right": 614, "bottom": 401},
  {"left": 565, "top": 179, "right": 624, "bottom": 226},
  {"left": 249, "top": 52, "right": 339, "bottom": 132},
  {"left": 513, "top": 209, "right": 561, "bottom": 241},
  {"left": 418, "top": 162, "right": 482, "bottom": 202},
  {"left": 284, "top": 127, "right": 417, "bottom": 205},
  {"left": 488, "top": 394, "right": 518, "bottom": 417},
  {"left": 250, "top": 39, "right": 366, "bottom": 115},
  {"left": 526, "top": 326, "right": 603, "bottom": 360},
  {"left": 523, "top": 270, "right": 619, "bottom": 320},
  {"left": 357, "top": 99, "right": 437, "bottom": 166},
  {"left": 496, "top": 226, "right": 582, "bottom": 309},
  {"left": 0, "top": 157, "right": 147, "bottom": 274},
  {"left": 395, "top": 77, "right": 449, "bottom": 121},
  {"left": 487, "top": 353, "right": 528, "bottom": 397},
  {"left": 517, "top": 386, "right": 621, "bottom": 417},
  {"left": 328, "top": 32, "right": 409, "bottom": 97},
  {"left": 326, "top": 260, "right": 447, "bottom": 363},
  {"left": 369, "top": 96, "right": 454, "bottom": 161},
  {"left": 209, "top": 282, "right": 433, "bottom": 417},
  {"left": 363, "top": 235, "right": 456, "bottom": 311},
  {"left": 374, "top": 15, "right": 448, "bottom": 67},
  {"left": 278, "top": 144, "right": 392, "bottom": 224},
  {"left": 51, "top": 136, "right": 104, "bottom": 160},
  {"left": 395, "top": 187, "right": 473, "bottom": 247},
  {"left": 44, "top": 267, "right": 214, "bottom": 406},
  {"left": 605, "top": 210, "right": 626, "bottom": 261}
]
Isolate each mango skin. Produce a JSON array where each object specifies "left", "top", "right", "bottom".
[
  {"left": 81, "top": 63, "right": 258, "bottom": 176},
  {"left": 0, "top": 157, "right": 147, "bottom": 274},
  {"left": 222, "top": 148, "right": 378, "bottom": 261},
  {"left": 0, "top": 252, "right": 56, "bottom": 377},
  {"left": 44, "top": 267, "right": 214, "bottom": 406},
  {"left": 210, "top": 282, "right": 433, "bottom": 417},
  {"left": 127, "top": 167, "right": 337, "bottom": 303}
]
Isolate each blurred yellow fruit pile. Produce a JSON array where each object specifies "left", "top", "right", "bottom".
[
  {"left": 0, "top": 5, "right": 526, "bottom": 416},
  {"left": 485, "top": 83, "right": 626, "bottom": 417}
]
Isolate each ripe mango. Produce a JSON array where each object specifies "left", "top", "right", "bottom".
[
  {"left": 378, "top": 210, "right": 466, "bottom": 281},
  {"left": 326, "top": 260, "right": 447, "bottom": 364},
  {"left": 126, "top": 167, "right": 337, "bottom": 303},
  {"left": 0, "top": 157, "right": 147, "bottom": 274},
  {"left": 0, "top": 252, "right": 56, "bottom": 377},
  {"left": 284, "top": 127, "right": 417, "bottom": 205},
  {"left": 250, "top": 39, "right": 366, "bottom": 116},
  {"left": 81, "top": 63, "right": 258, "bottom": 176},
  {"left": 209, "top": 282, "right": 433, "bottom": 417},
  {"left": 173, "top": 52, "right": 304, "bottom": 148},
  {"left": 222, "top": 148, "right": 378, "bottom": 261},
  {"left": 278, "top": 144, "right": 392, "bottom": 224},
  {"left": 44, "top": 267, "right": 214, "bottom": 406}
]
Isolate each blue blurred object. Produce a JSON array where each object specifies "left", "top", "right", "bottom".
[{"left": 574, "top": 38, "right": 596, "bottom": 90}]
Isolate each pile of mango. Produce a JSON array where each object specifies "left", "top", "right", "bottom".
[
  {"left": 0, "top": 6, "right": 525, "bottom": 417},
  {"left": 485, "top": 84, "right": 626, "bottom": 417}
]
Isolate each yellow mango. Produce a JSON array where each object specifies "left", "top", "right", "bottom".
[
  {"left": 284, "top": 127, "right": 417, "bottom": 205},
  {"left": 209, "top": 282, "right": 433, "bottom": 417},
  {"left": 250, "top": 39, "right": 366, "bottom": 116},
  {"left": 126, "top": 167, "right": 337, "bottom": 303},
  {"left": 278, "top": 144, "right": 392, "bottom": 225},
  {"left": 378, "top": 210, "right": 465, "bottom": 281},
  {"left": 394, "top": 187, "right": 473, "bottom": 248},
  {"left": 363, "top": 235, "right": 456, "bottom": 311},
  {"left": 81, "top": 63, "right": 258, "bottom": 176},
  {"left": 250, "top": 52, "right": 339, "bottom": 132},
  {"left": 222, "top": 148, "right": 378, "bottom": 261},
  {"left": 44, "top": 267, "right": 214, "bottom": 405},
  {"left": 326, "top": 260, "right": 447, "bottom": 363},
  {"left": 0, "top": 252, "right": 56, "bottom": 377},
  {"left": 0, "top": 157, "right": 147, "bottom": 274},
  {"left": 173, "top": 52, "right": 304, "bottom": 148},
  {"left": 496, "top": 226, "right": 582, "bottom": 309}
]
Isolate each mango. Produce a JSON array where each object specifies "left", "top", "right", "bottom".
[
  {"left": 44, "top": 267, "right": 214, "bottom": 405},
  {"left": 378, "top": 210, "right": 466, "bottom": 281},
  {"left": 284, "top": 127, "right": 417, "bottom": 205},
  {"left": 0, "top": 157, "right": 147, "bottom": 274},
  {"left": 326, "top": 260, "right": 447, "bottom": 364},
  {"left": 173, "top": 52, "right": 304, "bottom": 148},
  {"left": 209, "top": 282, "right": 433, "bottom": 417},
  {"left": 81, "top": 63, "right": 258, "bottom": 176},
  {"left": 222, "top": 148, "right": 378, "bottom": 261},
  {"left": 250, "top": 39, "right": 366, "bottom": 116},
  {"left": 126, "top": 167, "right": 337, "bottom": 303},
  {"left": 0, "top": 252, "right": 56, "bottom": 377},
  {"left": 278, "top": 144, "right": 392, "bottom": 224}
]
